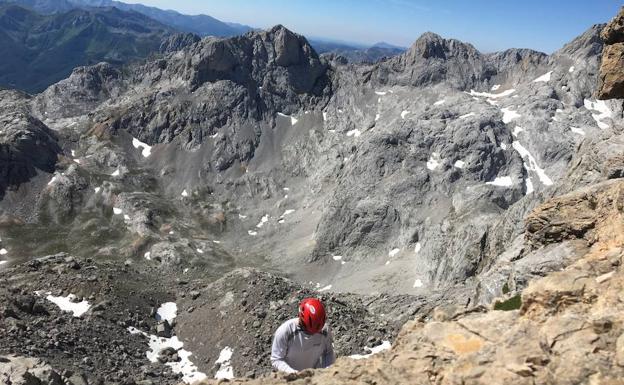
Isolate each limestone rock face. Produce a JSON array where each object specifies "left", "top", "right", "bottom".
[
  {"left": 0, "top": 90, "right": 61, "bottom": 199},
  {"left": 597, "top": 43, "right": 624, "bottom": 99},
  {"left": 597, "top": 7, "right": 624, "bottom": 99},
  {"left": 0, "top": 356, "right": 65, "bottom": 385}
]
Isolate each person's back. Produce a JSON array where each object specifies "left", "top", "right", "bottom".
[{"left": 270, "top": 298, "right": 336, "bottom": 373}]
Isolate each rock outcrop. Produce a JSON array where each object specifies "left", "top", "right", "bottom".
[
  {"left": 597, "top": 7, "right": 624, "bottom": 99},
  {"left": 0, "top": 90, "right": 61, "bottom": 199},
  {"left": 0, "top": 356, "right": 66, "bottom": 385}
]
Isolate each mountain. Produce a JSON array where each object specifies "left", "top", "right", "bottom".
[
  {"left": 0, "top": 0, "right": 254, "bottom": 36},
  {"left": 1, "top": 6, "right": 624, "bottom": 385},
  {"left": 312, "top": 38, "right": 406, "bottom": 63},
  {"left": 75, "top": 0, "right": 254, "bottom": 36},
  {"left": 371, "top": 41, "right": 405, "bottom": 50},
  {"left": 0, "top": 4, "right": 174, "bottom": 92}
]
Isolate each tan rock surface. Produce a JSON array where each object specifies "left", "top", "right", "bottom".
[{"left": 597, "top": 7, "right": 624, "bottom": 99}]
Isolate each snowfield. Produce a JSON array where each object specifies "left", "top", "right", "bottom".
[{"left": 132, "top": 137, "right": 152, "bottom": 158}]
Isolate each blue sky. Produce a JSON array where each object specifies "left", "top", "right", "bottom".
[{"left": 123, "top": 0, "right": 623, "bottom": 53}]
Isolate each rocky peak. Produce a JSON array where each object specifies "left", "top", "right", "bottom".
[
  {"left": 159, "top": 32, "right": 201, "bottom": 54},
  {"left": 597, "top": 7, "right": 624, "bottom": 99},
  {"left": 406, "top": 31, "right": 481, "bottom": 61},
  {"left": 601, "top": 7, "right": 624, "bottom": 44},
  {"left": 267, "top": 24, "right": 312, "bottom": 66},
  {"left": 164, "top": 24, "right": 326, "bottom": 94},
  {"left": 556, "top": 24, "right": 604, "bottom": 59},
  {"left": 34, "top": 62, "right": 124, "bottom": 119}
]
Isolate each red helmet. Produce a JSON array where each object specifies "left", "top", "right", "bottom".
[{"left": 298, "top": 298, "right": 326, "bottom": 334}]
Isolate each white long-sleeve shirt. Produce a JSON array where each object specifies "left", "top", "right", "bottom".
[{"left": 270, "top": 318, "right": 336, "bottom": 373}]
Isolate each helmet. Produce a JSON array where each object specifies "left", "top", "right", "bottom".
[{"left": 298, "top": 298, "right": 326, "bottom": 334}]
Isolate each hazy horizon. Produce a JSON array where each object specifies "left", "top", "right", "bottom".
[{"left": 121, "top": 0, "right": 623, "bottom": 53}]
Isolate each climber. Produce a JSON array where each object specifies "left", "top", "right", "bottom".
[{"left": 271, "top": 297, "right": 336, "bottom": 373}]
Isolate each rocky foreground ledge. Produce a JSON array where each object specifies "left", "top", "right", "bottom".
[{"left": 191, "top": 179, "right": 624, "bottom": 384}]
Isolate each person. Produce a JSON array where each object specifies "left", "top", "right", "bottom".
[{"left": 270, "top": 297, "right": 336, "bottom": 373}]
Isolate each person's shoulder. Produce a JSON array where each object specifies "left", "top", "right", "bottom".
[
  {"left": 321, "top": 322, "right": 332, "bottom": 337},
  {"left": 276, "top": 318, "right": 299, "bottom": 335}
]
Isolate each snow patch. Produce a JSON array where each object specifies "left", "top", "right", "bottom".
[
  {"left": 113, "top": 207, "right": 123, "bottom": 215},
  {"left": 332, "top": 256, "right": 343, "bottom": 261},
  {"left": 197, "top": 249, "right": 203, "bottom": 254},
  {"left": 512, "top": 126, "right": 525, "bottom": 137},
  {"left": 401, "top": 110, "right": 410, "bottom": 119},
  {"left": 318, "top": 285, "right": 332, "bottom": 292},
  {"left": 215, "top": 347, "right": 234, "bottom": 380},
  {"left": 37, "top": 292, "right": 91, "bottom": 317},
  {"left": 434, "top": 99, "right": 445, "bottom": 106},
  {"left": 132, "top": 138, "right": 152, "bottom": 158},
  {"left": 414, "top": 242, "right": 421, "bottom": 254},
  {"left": 454, "top": 160, "right": 465, "bottom": 169},
  {"left": 486, "top": 176, "right": 513, "bottom": 187},
  {"left": 281, "top": 209, "right": 295, "bottom": 217},
  {"left": 388, "top": 248, "right": 400, "bottom": 257},
  {"left": 501, "top": 107, "right": 520, "bottom": 124},
  {"left": 525, "top": 177, "right": 534, "bottom": 195},
  {"left": 570, "top": 126, "right": 585, "bottom": 135},
  {"left": 413, "top": 279, "right": 424, "bottom": 288},
  {"left": 375, "top": 91, "right": 387, "bottom": 96},
  {"left": 569, "top": 66, "right": 575, "bottom": 73},
  {"left": 512, "top": 141, "right": 553, "bottom": 186},
  {"left": 111, "top": 169, "right": 120, "bottom": 177},
  {"left": 0, "top": 249, "right": 6, "bottom": 255},
  {"left": 127, "top": 327, "right": 207, "bottom": 384},
  {"left": 346, "top": 129, "right": 361, "bottom": 137},
  {"left": 459, "top": 112, "right": 475, "bottom": 119},
  {"left": 349, "top": 341, "right": 392, "bottom": 360},
  {"left": 533, "top": 71, "right": 552, "bottom": 83},
  {"left": 375, "top": 113, "right": 380, "bottom": 121},
  {"left": 155, "top": 302, "right": 177, "bottom": 324},
  {"left": 144, "top": 252, "right": 151, "bottom": 260},
  {"left": 94, "top": 187, "right": 101, "bottom": 194},
  {"left": 469, "top": 88, "right": 515, "bottom": 99},
  {"left": 584, "top": 99, "right": 612, "bottom": 129},
  {"left": 322, "top": 112, "right": 327, "bottom": 121},
  {"left": 491, "top": 84, "right": 501, "bottom": 91},
  {"left": 181, "top": 190, "right": 189, "bottom": 197},
  {"left": 248, "top": 230, "right": 258, "bottom": 236},
  {"left": 426, "top": 153, "right": 441, "bottom": 170},
  {"left": 278, "top": 112, "right": 298, "bottom": 126},
  {"left": 256, "top": 215, "right": 269, "bottom": 228},
  {"left": 501, "top": 142, "right": 508, "bottom": 150}
]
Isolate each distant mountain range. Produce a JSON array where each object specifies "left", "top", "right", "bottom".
[
  {"left": 311, "top": 39, "right": 407, "bottom": 63},
  {"left": 0, "top": 4, "right": 173, "bottom": 92},
  {"left": 0, "top": 0, "right": 406, "bottom": 92},
  {"left": 0, "top": 0, "right": 254, "bottom": 36}
]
